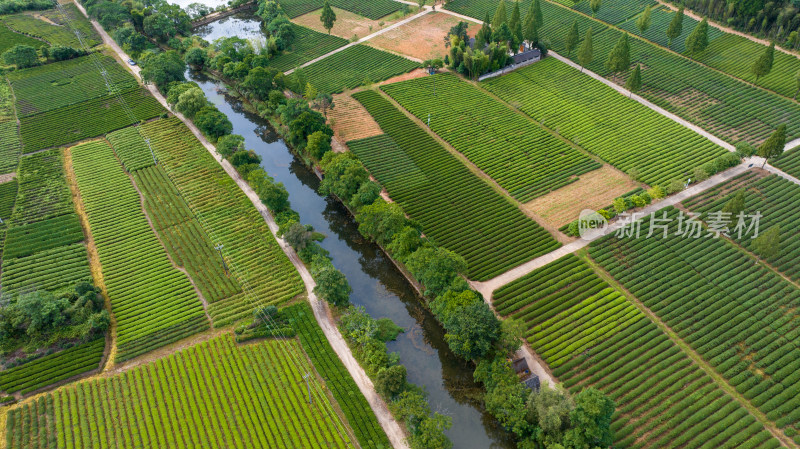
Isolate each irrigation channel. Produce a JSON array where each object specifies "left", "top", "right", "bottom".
[{"left": 193, "top": 13, "right": 515, "bottom": 449}]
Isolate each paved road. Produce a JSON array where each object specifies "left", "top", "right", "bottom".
[{"left": 73, "top": 3, "right": 410, "bottom": 447}]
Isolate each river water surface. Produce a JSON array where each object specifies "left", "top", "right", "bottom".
[{"left": 191, "top": 16, "right": 514, "bottom": 449}]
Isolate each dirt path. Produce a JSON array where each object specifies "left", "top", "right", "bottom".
[
  {"left": 286, "top": 7, "right": 431, "bottom": 74},
  {"left": 656, "top": 0, "right": 799, "bottom": 59},
  {"left": 74, "top": 3, "right": 409, "bottom": 447}
]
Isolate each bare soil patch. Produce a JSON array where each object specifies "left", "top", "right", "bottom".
[
  {"left": 377, "top": 67, "right": 431, "bottom": 86},
  {"left": 367, "top": 11, "right": 481, "bottom": 61},
  {"left": 524, "top": 165, "right": 641, "bottom": 228},
  {"left": 291, "top": 6, "right": 406, "bottom": 40},
  {"left": 326, "top": 93, "right": 384, "bottom": 143}
]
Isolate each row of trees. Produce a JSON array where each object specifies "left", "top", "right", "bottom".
[{"left": 1, "top": 44, "right": 87, "bottom": 69}]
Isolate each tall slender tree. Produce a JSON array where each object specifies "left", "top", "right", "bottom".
[
  {"left": 578, "top": 27, "right": 593, "bottom": 72},
  {"left": 509, "top": 1, "right": 521, "bottom": 32},
  {"left": 751, "top": 42, "right": 775, "bottom": 82},
  {"left": 524, "top": 11, "right": 539, "bottom": 48},
  {"left": 605, "top": 32, "right": 630, "bottom": 74},
  {"left": 492, "top": 1, "right": 507, "bottom": 29},
  {"left": 636, "top": 5, "right": 652, "bottom": 35},
  {"left": 589, "top": 0, "right": 601, "bottom": 17},
  {"left": 531, "top": 0, "right": 543, "bottom": 27},
  {"left": 509, "top": 1, "right": 523, "bottom": 50},
  {"left": 476, "top": 12, "right": 493, "bottom": 50},
  {"left": 666, "top": 7, "right": 684, "bottom": 49},
  {"left": 320, "top": 0, "right": 336, "bottom": 34},
  {"left": 625, "top": 63, "right": 642, "bottom": 97},
  {"left": 565, "top": 19, "right": 579, "bottom": 57},
  {"left": 685, "top": 17, "right": 709, "bottom": 57},
  {"left": 757, "top": 124, "right": 786, "bottom": 167}
]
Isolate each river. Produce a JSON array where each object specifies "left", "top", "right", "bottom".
[{"left": 191, "top": 13, "right": 515, "bottom": 449}]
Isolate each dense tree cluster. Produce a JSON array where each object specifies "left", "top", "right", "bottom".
[{"left": 0, "top": 283, "right": 109, "bottom": 362}]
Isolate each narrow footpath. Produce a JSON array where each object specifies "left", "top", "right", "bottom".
[{"left": 73, "top": 3, "right": 410, "bottom": 447}]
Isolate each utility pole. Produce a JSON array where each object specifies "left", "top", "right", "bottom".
[
  {"left": 302, "top": 373, "right": 312, "bottom": 404},
  {"left": 215, "top": 244, "right": 228, "bottom": 273}
]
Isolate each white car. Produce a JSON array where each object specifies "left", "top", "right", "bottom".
[{"left": 128, "top": 59, "right": 137, "bottom": 66}]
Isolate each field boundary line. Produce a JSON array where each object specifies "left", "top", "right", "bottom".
[
  {"left": 286, "top": 7, "right": 431, "bottom": 75},
  {"left": 583, "top": 251, "right": 798, "bottom": 449}
]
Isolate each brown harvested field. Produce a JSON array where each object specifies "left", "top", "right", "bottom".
[
  {"left": 291, "top": 6, "right": 409, "bottom": 40},
  {"left": 523, "top": 165, "right": 641, "bottom": 228},
  {"left": 378, "top": 68, "right": 431, "bottom": 86},
  {"left": 327, "top": 93, "right": 384, "bottom": 144},
  {"left": 367, "top": 12, "right": 481, "bottom": 61}
]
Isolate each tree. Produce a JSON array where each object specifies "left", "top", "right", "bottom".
[
  {"left": 217, "top": 134, "right": 245, "bottom": 158},
  {"left": 666, "top": 7, "right": 684, "bottom": 49},
  {"left": 408, "top": 413, "right": 452, "bottom": 449},
  {"left": 175, "top": 87, "right": 207, "bottom": 118},
  {"left": 531, "top": 0, "right": 543, "bottom": 27},
  {"left": 319, "top": 153, "right": 370, "bottom": 200},
  {"left": 356, "top": 200, "right": 407, "bottom": 245},
  {"left": 49, "top": 46, "right": 83, "bottom": 62},
  {"left": 492, "top": 0, "right": 507, "bottom": 29},
  {"left": 195, "top": 106, "right": 233, "bottom": 140},
  {"left": 565, "top": 20, "right": 579, "bottom": 57},
  {"left": 752, "top": 225, "right": 781, "bottom": 260},
  {"left": 509, "top": 1, "right": 523, "bottom": 50},
  {"left": 578, "top": 27, "right": 594, "bottom": 72},
  {"left": 476, "top": 13, "right": 492, "bottom": 50},
  {"left": 285, "top": 222, "right": 313, "bottom": 250},
  {"left": 141, "top": 51, "right": 186, "bottom": 92},
  {"left": 527, "top": 384, "right": 574, "bottom": 447},
  {"left": 184, "top": 47, "right": 207, "bottom": 68},
  {"left": 417, "top": 0, "right": 425, "bottom": 9},
  {"left": 2, "top": 45, "right": 39, "bottom": 68},
  {"left": 387, "top": 226, "right": 423, "bottom": 261},
  {"left": 303, "top": 82, "right": 318, "bottom": 102},
  {"left": 523, "top": 8, "right": 539, "bottom": 48},
  {"left": 375, "top": 365, "right": 407, "bottom": 398},
  {"left": 305, "top": 130, "right": 332, "bottom": 160},
  {"left": 405, "top": 247, "right": 467, "bottom": 297},
  {"left": 589, "top": 0, "right": 601, "bottom": 17},
  {"left": 562, "top": 388, "right": 615, "bottom": 449},
  {"left": 751, "top": 41, "right": 775, "bottom": 82},
  {"left": 349, "top": 180, "right": 381, "bottom": 210},
  {"left": 605, "top": 32, "right": 630, "bottom": 74},
  {"left": 242, "top": 66, "right": 277, "bottom": 101},
  {"left": 143, "top": 13, "right": 175, "bottom": 42},
  {"left": 320, "top": 0, "right": 337, "bottom": 34},
  {"left": 441, "top": 299, "right": 500, "bottom": 360},
  {"left": 757, "top": 124, "right": 786, "bottom": 167},
  {"left": 496, "top": 317, "right": 525, "bottom": 355},
  {"left": 685, "top": 18, "right": 709, "bottom": 57},
  {"left": 625, "top": 63, "right": 642, "bottom": 97},
  {"left": 722, "top": 189, "right": 746, "bottom": 216},
  {"left": 636, "top": 5, "right": 652, "bottom": 35},
  {"left": 493, "top": 22, "right": 513, "bottom": 45},
  {"left": 311, "top": 258, "right": 351, "bottom": 306}
]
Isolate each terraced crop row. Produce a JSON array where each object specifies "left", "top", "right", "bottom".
[
  {"left": 128, "top": 118, "right": 302, "bottom": 325},
  {"left": 483, "top": 57, "right": 728, "bottom": 186},
  {"left": 105, "top": 125, "right": 156, "bottom": 172},
  {"left": 134, "top": 165, "right": 242, "bottom": 303},
  {"left": 573, "top": 0, "right": 655, "bottom": 25},
  {"left": 617, "top": 6, "right": 724, "bottom": 54},
  {"left": 590, "top": 206, "right": 800, "bottom": 444},
  {"left": 0, "top": 338, "right": 104, "bottom": 396},
  {"left": 0, "top": 179, "right": 17, "bottom": 223},
  {"left": 350, "top": 90, "right": 560, "bottom": 281},
  {"left": 0, "top": 80, "right": 21, "bottom": 174},
  {"left": 683, "top": 171, "right": 800, "bottom": 283},
  {"left": 302, "top": 44, "right": 419, "bottom": 94},
  {"left": 277, "top": 0, "right": 402, "bottom": 19},
  {"left": 19, "top": 88, "right": 163, "bottom": 153},
  {"left": 270, "top": 23, "right": 348, "bottom": 72},
  {"left": 0, "top": 23, "right": 47, "bottom": 54},
  {"left": 0, "top": 4, "right": 100, "bottom": 50},
  {"left": 1, "top": 242, "right": 91, "bottom": 295},
  {"left": 4, "top": 335, "right": 357, "bottom": 449},
  {"left": 381, "top": 73, "right": 602, "bottom": 201},
  {"left": 7, "top": 55, "right": 137, "bottom": 117},
  {"left": 71, "top": 140, "right": 208, "bottom": 362},
  {"left": 2, "top": 212, "right": 83, "bottom": 259},
  {"left": 11, "top": 148, "right": 75, "bottom": 225},
  {"left": 772, "top": 146, "right": 800, "bottom": 179},
  {"left": 289, "top": 302, "right": 391, "bottom": 449},
  {"left": 493, "top": 253, "right": 780, "bottom": 448}
]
